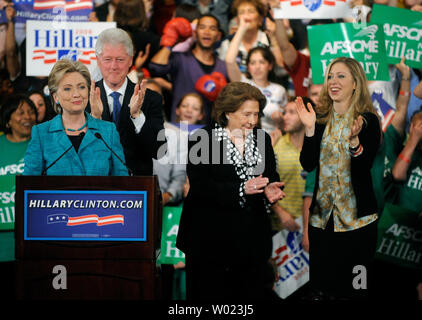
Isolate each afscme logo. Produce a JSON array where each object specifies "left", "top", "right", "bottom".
[
  {"left": 0, "top": 163, "right": 25, "bottom": 175},
  {"left": 354, "top": 25, "right": 378, "bottom": 40},
  {"left": 320, "top": 40, "right": 379, "bottom": 55},
  {"left": 383, "top": 23, "right": 422, "bottom": 41}
]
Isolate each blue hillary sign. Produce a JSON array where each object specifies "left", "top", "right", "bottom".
[
  {"left": 24, "top": 190, "right": 147, "bottom": 241},
  {"left": 13, "top": 0, "right": 93, "bottom": 44},
  {"left": 13, "top": 0, "right": 93, "bottom": 21},
  {"left": 0, "top": 9, "right": 7, "bottom": 24}
]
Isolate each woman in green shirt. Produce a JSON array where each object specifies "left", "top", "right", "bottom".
[{"left": 0, "top": 94, "right": 37, "bottom": 300}]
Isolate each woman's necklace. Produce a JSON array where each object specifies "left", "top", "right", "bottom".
[{"left": 65, "top": 121, "right": 88, "bottom": 132}]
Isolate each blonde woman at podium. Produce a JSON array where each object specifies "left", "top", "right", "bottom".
[{"left": 23, "top": 59, "right": 129, "bottom": 176}]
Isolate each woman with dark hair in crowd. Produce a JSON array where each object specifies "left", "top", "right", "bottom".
[
  {"left": 176, "top": 81, "right": 285, "bottom": 300},
  {"left": 28, "top": 90, "right": 56, "bottom": 123},
  {"left": 0, "top": 94, "right": 37, "bottom": 300},
  {"left": 114, "top": 0, "right": 160, "bottom": 75}
]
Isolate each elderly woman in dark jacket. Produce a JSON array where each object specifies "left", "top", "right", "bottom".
[{"left": 177, "top": 82, "right": 285, "bottom": 300}]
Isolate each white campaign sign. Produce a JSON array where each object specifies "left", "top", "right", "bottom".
[
  {"left": 26, "top": 20, "right": 116, "bottom": 76},
  {"left": 273, "top": 0, "right": 353, "bottom": 19},
  {"left": 272, "top": 217, "right": 310, "bottom": 299}
]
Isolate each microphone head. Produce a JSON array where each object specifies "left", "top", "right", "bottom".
[{"left": 94, "top": 132, "right": 102, "bottom": 139}]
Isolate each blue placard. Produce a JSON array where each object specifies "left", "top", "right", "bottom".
[
  {"left": 24, "top": 190, "right": 147, "bottom": 241},
  {"left": 0, "top": 10, "right": 7, "bottom": 24}
]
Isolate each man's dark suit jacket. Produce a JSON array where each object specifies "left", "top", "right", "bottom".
[{"left": 89, "top": 78, "right": 165, "bottom": 176}]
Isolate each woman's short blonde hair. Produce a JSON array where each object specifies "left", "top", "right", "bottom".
[
  {"left": 212, "top": 82, "right": 266, "bottom": 127},
  {"left": 48, "top": 59, "right": 91, "bottom": 114}
]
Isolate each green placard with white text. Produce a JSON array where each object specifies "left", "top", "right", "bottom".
[
  {"left": 159, "top": 204, "right": 185, "bottom": 265},
  {"left": 307, "top": 22, "right": 390, "bottom": 84},
  {"left": 0, "top": 175, "right": 15, "bottom": 231},
  {"left": 370, "top": 4, "right": 422, "bottom": 68}
]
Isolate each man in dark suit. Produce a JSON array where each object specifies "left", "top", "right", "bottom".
[{"left": 89, "top": 28, "right": 165, "bottom": 176}]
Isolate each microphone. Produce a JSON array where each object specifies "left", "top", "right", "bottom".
[
  {"left": 94, "top": 132, "right": 133, "bottom": 176},
  {"left": 42, "top": 145, "right": 73, "bottom": 176}
]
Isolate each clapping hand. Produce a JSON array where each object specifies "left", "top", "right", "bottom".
[
  {"left": 295, "top": 96, "right": 316, "bottom": 136},
  {"left": 348, "top": 115, "right": 364, "bottom": 147},
  {"left": 245, "top": 175, "right": 269, "bottom": 195},
  {"left": 264, "top": 181, "right": 285, "bottom": 203},
  {"left": 89, "top": 80, "right": 103, "bottom": 119},
  {"left": 129, "top": 79, "right": 147, "bottom": 118}
]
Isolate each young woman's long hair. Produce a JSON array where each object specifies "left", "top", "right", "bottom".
[{"left": 317, "top": 57, "right": 377, "bottom": 127}]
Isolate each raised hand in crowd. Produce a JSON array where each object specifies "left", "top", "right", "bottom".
[
  {"left": 134, "top": 43, "right": 151, "bottom": 72},
  {"left": 160, "top": 17, "right": 192, "bottom": 48},
  {"left": 392, "top": 113, "right": 422, "bottom": 181},
  {"left": 392, "top": 56, "right": 411, "bottom": 134}
]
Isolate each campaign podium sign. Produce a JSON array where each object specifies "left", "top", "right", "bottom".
[
  {"left": 15, "top": 175, "right": 162, "bottom": 300},
  {"left": 24, "top": 190, "right": 147, "bottom": 241}
]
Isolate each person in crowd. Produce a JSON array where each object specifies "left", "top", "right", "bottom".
[
  {"left": 152, "top": 90, "right": 204, "bottom": 301},
  {"left": 179, "top": 0, "right": 233, "bottom": 35},
  {"left": 176, "top": 82, "right": 285, "bottom": 300},
  {"left": 295, "top": 57, "right": 381, "bottom": 299},
  {"left": 0, "top": 69, "right": 13, "bottom": 101},
  {"left": 273, "top": 13, "right": 312, "bottom": 97},
  {"left": 225, "top": 15, "right": 287, "bottom": 133},
  {"left": 90, "top": 0, "right": 120, "bottom": 22},
  {"left": 174, "top": 92, "right": 205, "bottom": 129},
  {"left": 113, "top": 0, "right": 160, "bottom": 72},
  {"left": 90, "top": 27, "right": 165, "bottom": 176},
  {"left": 23, "top": 59, "right": 128, "bottom": 176},
  {"left": 272, "top": 97, "right": 315, "bottom": 233},
  {"left": 415, "top": 79, "right": 422, "bottom": 99},
  {"left": 28, "top": 90, "right": 56, "bottom": 123},
  {"left": 219, "top": 0, "right": 284, "bottom": 74},
  {"left": 0, "top": 2, "right": 19, "bottom": 82},
  {"left": 0, "top": 94, "right": 37, "bottom": 300},
  {"left": 149, "top": 14, "right": 228, "bottom": 124},
  {"left": 370, "top": 57, "right": 422, "bottom": 300}
]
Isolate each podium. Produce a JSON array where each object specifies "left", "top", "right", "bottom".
[{"left": 15, "top": 175, "right": 162, "bottom": 300}]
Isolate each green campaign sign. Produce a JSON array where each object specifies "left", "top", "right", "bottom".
[
  {"left": 0, "top": 175, "right": 15, "bottom": 231},
  {"left": 308, "top": 22, "right": 390, "bottom": 84},
  {"left": 375, "top": 203, "right": 422, "bottom": 270},
  {"left": 159, "top": 204, "right": 185, "bottom": 265},
  {"left": 371, "top": 4, "right": 422, "bottom": 69}
]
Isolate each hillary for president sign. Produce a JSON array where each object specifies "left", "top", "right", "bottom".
[
  {"left": 26, "top": 20, "right": 115, "bottom": 76},
  {"left": 24, "top": 190, "right": 147, "bottom": 241},
  {"left": 307, "top": 22, "right": 390, "bottom": 84},
  {"left": 370, "top": 4, "right": 422, "bottom": 69}
]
